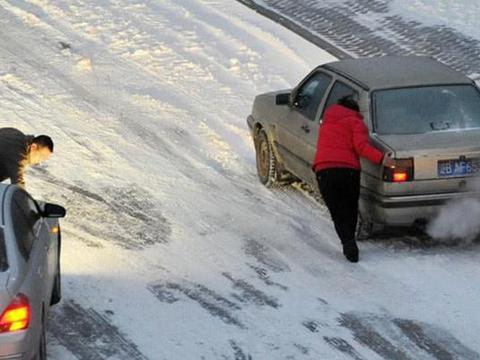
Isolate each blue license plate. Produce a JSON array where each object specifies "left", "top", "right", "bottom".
[{"left": 438, "top": 158, "right": 480, "bottom": 177}]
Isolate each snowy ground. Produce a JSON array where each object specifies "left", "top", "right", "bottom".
[
  {"left": 390, "top": 0, "right": 480, "bottom": 41},
  {"left": 239, "top": 0, "right": 480, "bottom": 77},
  {"left": 0, "top": 0, "right": 479, "bottom": 359}
]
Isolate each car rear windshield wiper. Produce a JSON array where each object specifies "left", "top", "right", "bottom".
[{"left": 430, "top": 121, "right": 451, "bottom": 131}]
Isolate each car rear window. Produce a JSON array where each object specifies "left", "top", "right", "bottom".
[{"left": 373, "top": 85, "right": 480, "bottom": 135}]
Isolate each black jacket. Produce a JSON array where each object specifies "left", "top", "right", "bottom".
[{"left": 0, "top": 128, "right": 34, "bottom": 187}]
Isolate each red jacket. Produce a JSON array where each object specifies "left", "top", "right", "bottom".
[{"left": 313, "top": 104, "right": 384, "bottom": 172}]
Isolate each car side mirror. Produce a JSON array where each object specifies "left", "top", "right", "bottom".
[
  {"left": 275, "top": 93, "right": 291, "bottom": 106},
  {"left": 42, "top": 203, "right": 66, "bottom": 218}
]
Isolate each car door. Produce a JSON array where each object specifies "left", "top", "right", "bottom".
[
  {"left": 319, "top": 80, "right": 384, "bottom": 210},
  {"left": 300, "top": 79, "right": 362, "bottom": 185},
  {"left": 31, "top": 201, "right": 56, "bottom": 298},
  {"left": 10, "top": 190, "right": 49, "bottom": 303},
  {"left": 276, "top": 70, "right": 333, "bottom": 182}
]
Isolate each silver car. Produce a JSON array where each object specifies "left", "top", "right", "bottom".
[
  {"left": 0, "top": 184, "right": 65, "bottom": 359},
  {"left": 247, "top": 56, "right": 480, "bottom": 234}
]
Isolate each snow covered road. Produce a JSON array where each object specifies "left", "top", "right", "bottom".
[
  {"left": 0, "top": 0, "right": 479, "bottom": 359},
  {"left": 238, "top": 0, "right": 480, "bottom": 77}
]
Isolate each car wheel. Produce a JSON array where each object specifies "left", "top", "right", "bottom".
[
  {"left": 356, "top": 213, "right": 384, "bottom": 240},
  {"left": 255, "top": 129, "right": 279, "bottom": 187},
  {"left": 355, "top": 213, "right": 373, "bottom": 241},
  {"left": 33, "top": 312, "right": 47, "bottom": 360}
]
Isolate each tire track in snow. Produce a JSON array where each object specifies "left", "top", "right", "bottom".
[
  {"left": 300, "top": 299, "right": 480, "bottom": 360},
  {"left": 393, "top": 318, "right": 480, "bottom": 360},
  {"left": 339, "top": 313, "right": 409, "bottom": 360},
  {"left": 243, "top": 238, "right": 291, "bottom": 273},
  {"left": 242, "top": 238, "right": 290, "bottom": 290},
  {"left": 148, "top": 281, "right": 245, "bottom": 328},
  {"left": 148, "top": 273, "right": 284, "bottom": 331},
  {"left": 223, "top": 272, "right": 280, "bottom": 309},
  {"left": 34, "top": 168, "right": 172, "bottom": 249},
  {"left": 338, "top": 312, "right": 480, "bottom": 360},
  {"left": 247, "top": 265, "right": 288, "bottom": 291},
  {"left": 49, "top": 300, "right": 148, "bottom": 360},
  {"left": 323, "top": 337, "right": 365, "bottom": 360},
  {"left": 229, "top": 340, "right": 253, "bottom": 360}
]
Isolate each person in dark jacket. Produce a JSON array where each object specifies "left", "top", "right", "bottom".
[
  {"left": 313, "top": 96, "right": 395, "bottom": 263},
  {"left": 0, "top": 127, "right": 54, "bottom": 189}
]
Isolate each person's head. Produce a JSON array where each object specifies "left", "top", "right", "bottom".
[
  {"left": 337, "top": 95, "right": 360, "bottom": 112},
  {"left": 27, "top": 135, "right": 54, "bottom": 165}
]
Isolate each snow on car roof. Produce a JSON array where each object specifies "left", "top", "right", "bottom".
[{"left": 322, "top": 56, "right": 472, "bottom": 90}]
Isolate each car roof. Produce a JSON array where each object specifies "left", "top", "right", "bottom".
[{"left": 321, "top": 56, "right": 472, "bottom": 91}]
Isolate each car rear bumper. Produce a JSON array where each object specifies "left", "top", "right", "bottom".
[
  {"left": 0, "top": 329, "right": 34, "bottom": 360},
  {"left": 361, "top": 189, "right": 480, "bottom": 226}
]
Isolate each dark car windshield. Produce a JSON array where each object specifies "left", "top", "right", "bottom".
[{"left": 373, "top": 85, "right": 480, "bottom": 135}]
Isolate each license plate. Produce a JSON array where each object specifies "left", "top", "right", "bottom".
[{"left": 438, "top": 158, "right": 480, "bottom": 177}]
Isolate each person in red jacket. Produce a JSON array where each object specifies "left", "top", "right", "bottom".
[{"left": 313, "top": 96, "right": 395, "bottom": 263}]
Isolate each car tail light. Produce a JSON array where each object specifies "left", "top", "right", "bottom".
[
  {"left": 0, "top": 294, "right": 30, "bottom": 333},
  {"left": 383, "top": 158, "right": 414, "bottom": 182}
]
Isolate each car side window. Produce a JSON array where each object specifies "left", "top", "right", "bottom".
[
  {"left": 11, "top": 191, "right": 41, "bottom": 260},
  {"left": 322, "top": 81, "right": 359, "bottom": 118},
  {"left": 294, "top": 72, "right": 332, "bottom": 121}
]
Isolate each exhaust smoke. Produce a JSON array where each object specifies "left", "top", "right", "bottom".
[{"left": 427, "top": 198, "right": 480, "bottom": 243}]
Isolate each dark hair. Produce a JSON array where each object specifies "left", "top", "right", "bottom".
[
  {"left": 337, "top": 95, "right": 359, "bottom": 112},
  {"left": 33, "top": 135, "right": 54, "bottom": 152}
]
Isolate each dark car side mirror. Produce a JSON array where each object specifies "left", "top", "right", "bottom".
[
  {"left": 42, "top": 203, "right": 66, "bottom": 218},
  {"left": 275, "top": 93, "right": 291, "bottom": 106}
]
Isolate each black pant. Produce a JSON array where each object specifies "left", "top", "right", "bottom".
[{"left": 317, "top": 168, "right": 360, "bottom": 245}]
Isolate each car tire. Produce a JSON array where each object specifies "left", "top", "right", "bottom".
[
  {"left": 355, "top": 213, "right": 373, "bottom": 241},
  {"left": 33, "top": 312, "right": 47, "bottom": 360},
  {"left": 255, "top": 129, "right": 279, "bottom": 187},
  {"left": 356, "top": 213, "right": 384, "bottom": 240}
]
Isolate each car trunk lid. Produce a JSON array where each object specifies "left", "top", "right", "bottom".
[{"left": 377, "top": 130, "right": 480, "bottom": 182}]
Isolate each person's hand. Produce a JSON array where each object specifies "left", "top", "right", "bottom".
[{"left": 382, "top": 152, "right": 396, "bottom": 168}]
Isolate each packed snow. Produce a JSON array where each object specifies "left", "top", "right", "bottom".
[
  {"left": 0, "top": 0, "right": 479, "bottom": 359},
  {"left": 391, "top": 0, "right": 480, "bottom": 42}
]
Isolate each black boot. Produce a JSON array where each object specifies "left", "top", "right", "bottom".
[{"left": 343, "top": 241, "right": 359, "bottom": 263}]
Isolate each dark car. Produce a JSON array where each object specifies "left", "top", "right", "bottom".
[{"left": 247, "top": 56, "right": 480, "bottom": 234}]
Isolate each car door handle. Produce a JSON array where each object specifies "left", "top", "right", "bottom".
[{"left": 301, "top": 124, "right": 310, "bottom": 133}]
